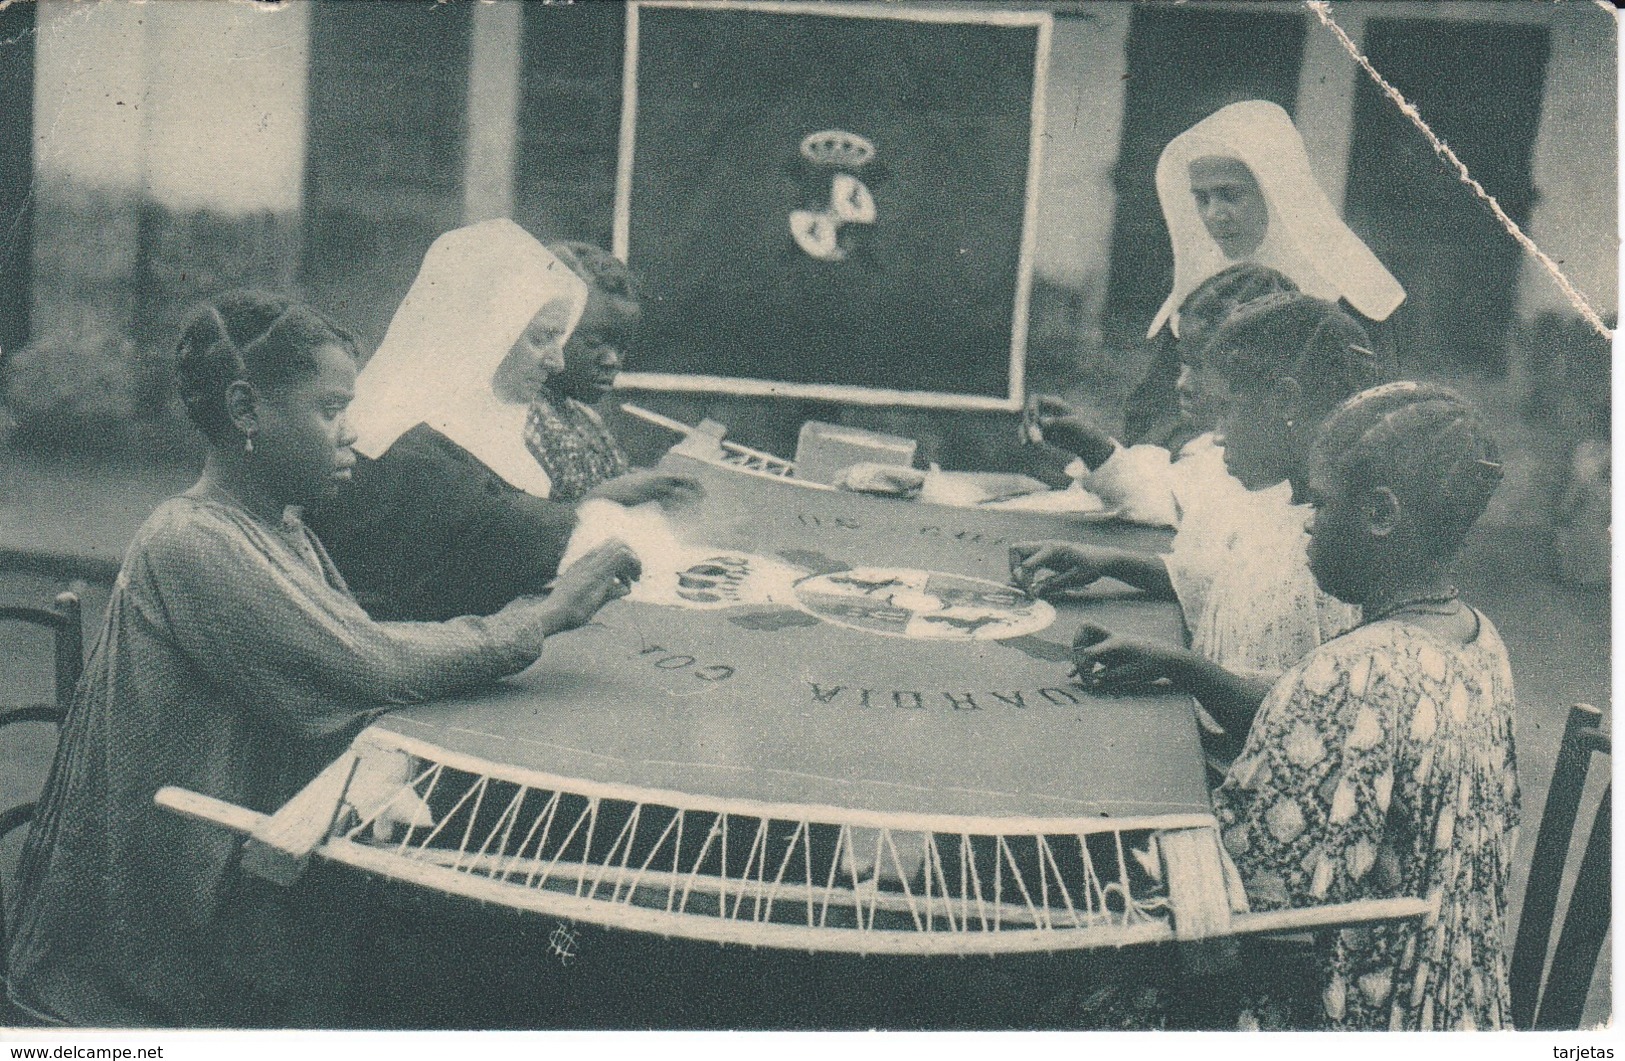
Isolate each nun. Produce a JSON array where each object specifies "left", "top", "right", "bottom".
[
  {"left": 309, "top": 219, "right": 696, "bottom": 623},
  {"left": 1122, "top": 99, "right": 1406, "bottom": 445}
]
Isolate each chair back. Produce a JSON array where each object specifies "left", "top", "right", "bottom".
[
  {"left": 0, "top": 589, "right": 86, "bottom": 993},
  {"left": 1509, "top": 702, "right": 1611, "bottom": 1030},
  {"left": 0, "top": 590, "right": 83, "bottom": 716}
]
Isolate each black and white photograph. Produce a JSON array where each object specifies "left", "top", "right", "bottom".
[{"left": 0, "top": 0, "right": 1615, "bottom": 1049}]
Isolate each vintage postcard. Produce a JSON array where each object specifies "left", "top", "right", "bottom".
[{"left": 0, "top": 0, "right": 1614, "bottom": 1054}]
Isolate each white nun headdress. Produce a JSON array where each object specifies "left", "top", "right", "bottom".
[
  {"left": 348, "top": 218, "right": 588, "bottom": 498},
  {"left": 1150, "top": 100, "right": 1405, "bottom": 338}
]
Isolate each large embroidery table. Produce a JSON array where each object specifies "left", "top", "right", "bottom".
[{"left": 161, "top": 451, "right": 1425, "bottom": 1025}]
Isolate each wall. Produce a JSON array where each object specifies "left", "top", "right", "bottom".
[
  {"left": 1303, "top": 2, "right": 1615, "bottom": 328},
  {"left": 0, "top": 2, "right": 39, "bottom": 359},
  {"left": 1517, "top": 3, "right": 1618, "bottom": 325},
  {"left": 1026, "top": 9, "right": 1130, "bottom": 302},
  {"left": 32, "top": 1, "right": 1614, "bottom": 342},
  {"left": 19, "top": 0, "right": 1615, "bottom": 474},
  {"left": 29, "top": 0, "right": 307, "bottom": 416},
  {"left": 30, "top": 1, "right": 148, "bottom": 346},
  {"left": 1052, "top": 0, "right": 1616, "bottom": 346},
  {"left": 1242, "top": 1, "right": 1617, "bottom": 328}
]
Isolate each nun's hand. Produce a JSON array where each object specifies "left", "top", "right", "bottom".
[
  {"left": 586, "top": 471, "right": 704, "bottom": 509},
  {"left": 536, "top": 539, "right": 641, "bottom": 635},
  {"left": 1071, "top": 623, "right": 1189, "bottom": 694}
]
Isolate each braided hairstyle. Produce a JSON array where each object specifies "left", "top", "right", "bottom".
[
  {"left": 1204, "top": 292, "right": 1389, "bottom": 421},
  {"left": 1177, "top": 263, "right": 1299, "bottom": 350},
  {"left": 176, "top": 291, "right": 357, "bottom": 444},
  {"left": 546, "top": 242, "right": 639, "bottom": 302},
  {"left": 1315, "top": 381, "right": 1503, "bottom": 559},
  {"left": 1120, "top": 264, "right": 1300, "bottom": 446}
]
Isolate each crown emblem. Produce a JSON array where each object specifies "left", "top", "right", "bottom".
[{"left": 800, "top": 129, "right": 876, "bottom": 170}]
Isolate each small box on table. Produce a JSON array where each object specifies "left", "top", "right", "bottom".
[{"left": 794, "top": 422, "right": 918, "bottom": 485}]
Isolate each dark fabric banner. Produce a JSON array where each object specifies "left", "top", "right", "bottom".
[{"left": 621, "top": 6, "right": 1042, "bottom": 401}]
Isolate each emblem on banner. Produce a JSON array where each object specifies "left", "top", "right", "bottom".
[
  {"left": 790, "top": 129, "right": 878, "bottom": 262},
  {"left": 792, "top": 568, "right": 1055, "bottom": 640}
]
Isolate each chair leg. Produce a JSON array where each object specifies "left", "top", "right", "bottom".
[
  {"left": 1534, "top": 785, "right": 1611, "bottom": 1030},
  {"left": 53, "top": 590, "right": 84, "bottom": 712}
]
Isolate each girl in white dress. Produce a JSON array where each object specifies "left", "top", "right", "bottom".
[
  {"left": 1012, "top": 294, "right": 1386, "bottom": 748},
  {"left": 1027, "top": 263, "right": 1298, "bottom": 527}
]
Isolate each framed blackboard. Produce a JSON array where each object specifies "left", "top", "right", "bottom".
[{"left": 613, "top": 1, "right": 1051, "bottom": 412}]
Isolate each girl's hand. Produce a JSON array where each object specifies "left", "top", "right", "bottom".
[
  {"left": 538, "top": 540, "right": 641, "bottom": 634},
  {"left": 1009, "top": 541, "right": 1113, "bottom": 598},
  {"left": 1024, "top": 395, "right": 1117, "bottom": 468},
  {"left": 586, "top": 471, "right": 704, "bottom": 509},
  {"left": 1071, "top": 622, "right": 1191, "bottom": 693}
]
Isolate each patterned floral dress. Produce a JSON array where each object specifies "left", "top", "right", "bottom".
[
  {"left": 1211, "top": 613, "right": 1521, "bottom": 1030},
  {"left": 523, "top": 386, "right": 631, "bottom": 505}
]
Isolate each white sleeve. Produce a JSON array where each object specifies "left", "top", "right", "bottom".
[{"left": 1078, "top": 444, "right": 1179, "bottom": 527}]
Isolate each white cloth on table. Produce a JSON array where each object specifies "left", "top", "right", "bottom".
[
  {"left": 1079, "top": 432, "right": 1242, "bottom": 529},
  {"left": 980, "top": 479, "right": 1107, "bottom": 515},
  {"left": 560, "top": 499, "right": 805, "bottom": 611}
]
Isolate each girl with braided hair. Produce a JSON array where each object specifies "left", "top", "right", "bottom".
[
  {"left": 1014, "top": 294, "right": 1384, "bottom": 745},
  {"left": 1213, "top": 382, "right": 1518, "bottom": 1029},
  {"left": 521, "top": 241, "right": 646, "bottom": 505},
  {"left": 1026, "top": 263, "right": 1300, "bottom": 527},
  {"left": 7, "top": 291, "right": 641, "bottom": 1026}
]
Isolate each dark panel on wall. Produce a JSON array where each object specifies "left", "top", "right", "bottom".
[
  {"left": 622, "top": 5, "right": 1043, "bottom": 403},
  {"left": 301, "top": 0, "right": 472, "bottom": 354}
]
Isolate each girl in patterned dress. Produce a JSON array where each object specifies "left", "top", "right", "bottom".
[
  {"left": 523, "top": 242, "right": 643, "bottom": 504},
  {"left": 1212, "top": 381, "right": 1518, "bottom": 1030}
]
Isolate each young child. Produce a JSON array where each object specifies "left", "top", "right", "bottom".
[
  {"left": 6, "top": 292, "right": 640, "bottom": 1027},
  {"left": 523, "top": 241, "right": 645, "bottom": 504},
  {"left": 1215, "top": 382, "right": 1518, "bottom": 1030},
  {"left": 1027, "top": 263, "right": 1297, "bottom": 527},
  {"left": 1012, "top": 294, "right": 1385, "bottom": 745}
]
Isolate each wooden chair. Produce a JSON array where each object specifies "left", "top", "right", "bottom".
[
  {"left": 0, "top": 590, "right": 84, "bottom": 983},
  {"left": 1510, "top": 702, "right": 1611, "bottom": 1030}
]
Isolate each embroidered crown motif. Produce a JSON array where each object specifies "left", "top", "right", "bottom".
[{"left": 800, "top": 129, "right": 876, "bottom": 170}]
